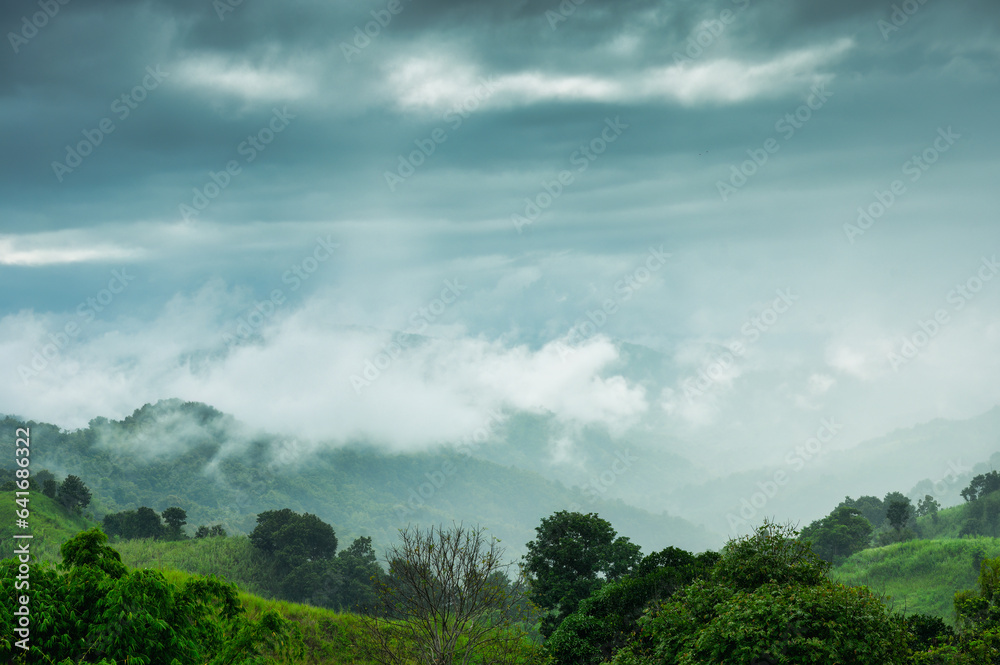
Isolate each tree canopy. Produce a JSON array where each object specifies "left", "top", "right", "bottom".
[{"left": 523, "top": 510, "right": 642, "bottom": 637}]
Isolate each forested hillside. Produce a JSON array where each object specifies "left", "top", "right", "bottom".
[{"left": 0, "top": 399, "right": 718, "bottom": 557}]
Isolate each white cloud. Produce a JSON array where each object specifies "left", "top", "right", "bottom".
[
  {"left": 0, "top": 284, "right": 647, "bottom": 451},
  {"left": 0, "top": 235, "right": 145, "bottom": 266},
  {"left": 385, "top": 39, "right": 853, "bottom": 112},
  {"left": 175, "top": 54, "right": 313, "bottom": 102}
]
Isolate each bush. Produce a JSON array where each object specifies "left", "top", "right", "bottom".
[{"left": 712, "top": 519, "right": 829, "bottom": 591}]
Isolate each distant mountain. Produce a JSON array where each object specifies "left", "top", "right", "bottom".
[
  {"left": 0, "top": 399, "right": 722, "bottom": 560},
  {"left": 665, "top": 406, "right": 1000, "bottom": 536}
]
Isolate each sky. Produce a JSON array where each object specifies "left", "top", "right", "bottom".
[{"left": 2, "top": 0, "right": 999, "bottom": 484}]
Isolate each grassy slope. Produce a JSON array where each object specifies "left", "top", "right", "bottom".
[
  {"left": 831, "top": 536, "right": 1000, "bottom": 623},
  {"left": 112, "top": 534, "right": 275, "bottom": 598},
  {"left": 0, "top": 489, "right": 98, "bottom": 562}
]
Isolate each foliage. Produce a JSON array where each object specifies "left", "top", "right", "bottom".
[
  {"left": 330, "top": 536, "right": 381, "bottom": 614},
  {"left": 356, "top": 523, "right": 542, "bottom": 665},
  {"left": 800, "top": 505, "right": 874, "bottom": 563},
  {"left": 918, "top": 495, "right": 942, "bottom": 522},
  {"left": 545, "top": 547, "right": 717, "bottom": 665},
  {"left": 611, "top": 579, "right": 911, "bottom": 665},
  {"left": 962, "top": 471, "right": 1000, "bottom": 503},
  {"left": 57, "top": 474, "right": 92, "bottom": 512},
  {"left": 103, "top": 506, "right": 169, "bottom": 540},
  {"left": 839, "top": 495, "right": 887, "bottom": 529},
  {"left": 249, "top": 508, "right": 342, "bottom": 605},
  {"left": 888, "top": 497, "right": 914, "bottom": 532},
  {"left": 161, "top": 507, "right": 188, "bottom": 540},
  {"left": 523, "top": 510, "right": 642, "bottom": 637},
  {"left": 608, "top": 521, "right": 911, "bottom": 665},
  {"left": 0, "top": 528, "right": 302, "bottom": 664},
  {"left": 712, "top": 520, "right": 829, "bottom": 591}
]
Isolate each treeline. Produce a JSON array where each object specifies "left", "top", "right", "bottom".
[
  {"left": 801, "top": 470, "right": 1000, "bottom": 564},
  {"left": 0, "top": 404, "right": 715, "bottom": 556},
  {"left": 103, "top": 504, "right": 385, "bottom": 613},
  {"left": 0, "top": 467, "right": 91, "bottom": 512},
  {"left": 11, "top": 507, "right": 1000, "bottom": 663},
  {"left": 523, "top": 512, "right": 1000, "bottom": 665},
  {"left": 102, "top": 505, "right": 225, "bottom": 541}
]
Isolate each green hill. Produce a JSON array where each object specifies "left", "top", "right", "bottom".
[
  {"left": 0, "top": 400, "right": 720, "bottom": 560},
  {"left": 155, "top": 565, "right": 375, "bottom": 665},
  {"left": 0, "top": 490, "right": 98, "bottom": 562},
  {"left": 112, "top": 534, "right": 274, "bottom": 599},
  {"left": 831, "top": 536, "right": 1000, "bottom": 624}
]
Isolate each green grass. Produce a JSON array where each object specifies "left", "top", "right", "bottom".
[
  {"left": 112, "top": 533, "right": 275, "bottom": 598},
  {"left": 832, "top": 536, "right": 1000, "bottom": 623},
  {"left": 0, "top": 490, "right": 99, "bottom": 562}
]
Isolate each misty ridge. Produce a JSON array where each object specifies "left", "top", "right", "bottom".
[{"left": 5, "top": 393, "right": 1000, "bottom": 555}]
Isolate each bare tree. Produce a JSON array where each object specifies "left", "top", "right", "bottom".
[{"left": 356, "top": 523, "right": 542, "bottom": 665}]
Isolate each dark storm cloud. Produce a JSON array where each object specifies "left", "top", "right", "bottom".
[{"left": 2, "top": 0, "right": 999, "bottom": 484}]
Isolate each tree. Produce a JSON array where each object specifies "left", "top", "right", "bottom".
[
  {"left": 0, "top": 528, "right": 302, "bottom": 664},
  {"left": 57, "top": 474, "right": 92, "bottom": 511},
  {"left": 195, "top": 525, "right": 210, "bottom": 538},
  {"left": 356, "top": 523, "right": 540, "bottom": 665},
  {"left": 523, "top": 511, "right": 642, "bottom": 637},
  {"left": 608, "top": 520, "right": 910, "bottom": 665},
  {"left": 34, "top": 468, "right": 56, "bottom": 495},
  {"left": 545, "top": 547, "right": 717, "bottom": 665},
  {"left": 839, "top": 495, "right": 886, "bottom": 529},
  {"left": 916, "top": 494, "right": 941, "bottom": 522},
  {"left": 249, "top": 508, "right": 338, "bottom": 603},
  {"left": 331, "top": 536, "right": 382, "bottom": 614},
  {"left": 714, "top": 520, "right": 830, "bottom": 591},
  {"left": 249, "top": 508, "right": 337, "bottom": 564},
  {"left": 800, "top": 506, "right": 873, "bottom": 562},
  {"left": 962, "top": 471, "right": 1000, "bottom": 502},
  {"left": 161, "top": 506, "right": 188, "bottom": 540},
  {"left": 103, "top": 506, "right": 166, "bottom": 540},
  {"left": 886, "top": 497, "right": 913, "bottom": 532}
]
